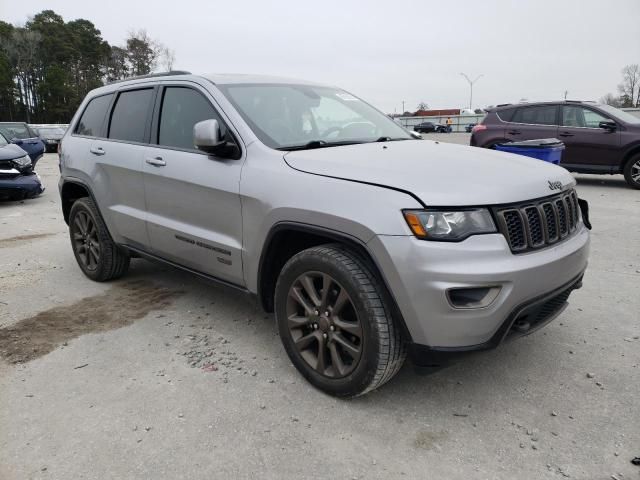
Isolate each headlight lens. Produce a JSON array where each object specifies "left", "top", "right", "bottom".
[
  {"left": 12, "top": 155, "right": 32, "bottom": 168},
  {"left": 403, "top": 208, "right": 496, "bottom": 241}
]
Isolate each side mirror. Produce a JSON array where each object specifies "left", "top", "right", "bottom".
[
  {"left": 599, "top": 120, "right": 617, "bottom": 131},
  {"left": 409, "top": 131, "right": 422, "bottom": 139},
  {"left": 12, "top": 138, "right": 23, "bottom": 145},
  {"left": 194, "top": 119, "right": 225, "bottom": 153}
]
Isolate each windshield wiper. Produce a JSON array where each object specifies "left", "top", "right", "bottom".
[
  {"left": 374, "top": 136, "right": 411, "bottom": 142},
  {"left": 279, "top": 140, "right": 365, "bottom": 151}
]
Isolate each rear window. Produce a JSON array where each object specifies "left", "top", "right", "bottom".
[
  {"left": 108, "top": 89, "right": 154, "bottom": 143},
  {"left": 0, "top": 123, "right": 34, "bottom": 140},
  {"left": 511, "top": 105, "right": 558, "bottom": 125},
  {"left": 75, "top": 94, "right": 113, "bottom": 137}
]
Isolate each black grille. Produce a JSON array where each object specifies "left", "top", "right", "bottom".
[{"left": 495, "top": 190, "right": 580, "bottom": 253}]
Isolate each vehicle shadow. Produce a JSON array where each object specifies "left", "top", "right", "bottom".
[{"left": 573, "top": 174, "right": 630, "bottom": 189}]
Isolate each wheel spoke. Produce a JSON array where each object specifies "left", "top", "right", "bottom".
[
  {"left": 320, "top": 274, "right": 332, "bottom": 309},
  {"left": 89, "top": 244, "right": 100, "bottom": 262},
  {"left": 300, "top": 275, "right": 321, "bottom": 307},
  {"left": 332, "top": 317, "right": 362, "bottom": 337},
  {"left": 289, "top": 286, "right": 316, "bottom": 316},
  {"left": 288, "top": 314, "right": 311, "bottom": 329},
  {"left": 328, "top": 342, "right": 345, "bottom": 376},
  {"left": 74, "top": 216, "right": 85, "bottom": 235},
  {"left": 315, "top": 338, "right": 327, "bottom": 373},
  {"left": 333, "top": 332, "right": 360, "bottom": 359},
  {"left": 331, "top": 288, "right": 350, "bottom": 315},
  {"left": 294, "top": 331, "right": 319, "bottom": 351}
]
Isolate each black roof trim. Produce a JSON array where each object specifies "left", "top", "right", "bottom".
[{"left": 107, "top": 71, "right": 192, "bottom": 85}]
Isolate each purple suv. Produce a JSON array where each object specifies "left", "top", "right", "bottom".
[{"left": 470, "top": 101, "right": 640, "bottom": 189}]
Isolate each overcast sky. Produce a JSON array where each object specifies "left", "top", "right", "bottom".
[{"left": 2, "top": 0, "right": 639, "bottom": 113}]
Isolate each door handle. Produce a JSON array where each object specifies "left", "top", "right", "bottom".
[
  {"left": 507, "top": 130, "right": 521, "bottom": 135},
  {"left": 558, "top": 132, "right": 574, "bottom": 137},
  {"left": 89, "top": 146, "right": 105, "bottom": 156},
  {"left": 145, "top": 156, "right": 166, "bottom": 167}
]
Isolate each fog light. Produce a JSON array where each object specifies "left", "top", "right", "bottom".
[{"left": 447, "top": 286, "right": 501, "bottom": 309}]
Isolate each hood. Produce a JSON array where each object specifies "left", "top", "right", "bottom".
[
  {"left": 0, "top": 143, "right": 29, "bottom": 161},
  {"left": 283, "top": 140, "right": 576, "bottom": 206}
]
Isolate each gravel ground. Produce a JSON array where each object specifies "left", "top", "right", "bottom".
[{"left": 0, "top": 139, "right": 639, "bottom": 479}]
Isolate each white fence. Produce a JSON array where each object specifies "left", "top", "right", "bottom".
[{"left": 397, "top": 114, "right": 485, "bottom": 133}]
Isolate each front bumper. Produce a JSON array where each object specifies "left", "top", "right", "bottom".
[
  {"left": 0, "top": 173, "right": 45, "bottom": 199},
  {"left": 368, "top": 225, "right": 589, "bottom": 349}
]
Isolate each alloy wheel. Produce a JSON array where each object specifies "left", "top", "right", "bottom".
[
  {"left": 631, "top": 159, "right": 640, "bottom": 184},
  {"left": 72, "top": 210, "right": 100, "bottom": 271},
  {"left": 286, "top": 272, "right": 363, "bottom": 378}
]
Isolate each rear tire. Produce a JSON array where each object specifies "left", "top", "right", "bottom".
[
  {"left": 623, "top": 154, "right": 640, "bottom": 189},
  {"left": 274, "top": 244, "right": 406, "bottom": 397},
  {"left": 68, "top": 197, "right": 130, "bottom": 281}
]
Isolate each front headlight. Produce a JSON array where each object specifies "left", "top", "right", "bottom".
[
  {"left": 12, "top": 155, "right": 32, "bottom": 168},
  {"left": 403, "top": 208, "right": 496, "bottom": 241}
]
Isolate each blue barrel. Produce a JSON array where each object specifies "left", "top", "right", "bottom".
[{"left": 495, "top": 138, "right": 565, "bottom": 165}]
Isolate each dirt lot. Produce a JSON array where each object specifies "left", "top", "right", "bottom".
[{"left": 1, "top": 136, "right": 639, "bottom": 479}]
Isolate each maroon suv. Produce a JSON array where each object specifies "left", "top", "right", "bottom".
[{"left": 470, "top": 101, "right": 640, "bottom": 189}]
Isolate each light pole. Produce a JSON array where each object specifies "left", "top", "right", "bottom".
[
  {"left": 402, "top": 100, "right": 405, "bottom": 114},
  {"left": 459, "top": 73, "right": 483, "bottom": 110}
]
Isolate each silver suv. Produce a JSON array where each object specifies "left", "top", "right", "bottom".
[{"left": 59, "top": 72, "right": 590, "bottom": 397}]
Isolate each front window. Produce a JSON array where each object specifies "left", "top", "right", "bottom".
[
  {"left": 218, "top": 84, "right": 411, "bottom": 150},
  {"left": 562, "top": 106, "right": 608, "bottom": 128}
]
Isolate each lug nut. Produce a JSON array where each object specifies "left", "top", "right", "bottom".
[
  {"left": 329, "top": 325, "right": 335, "bottom": 331},
  {"left": 324, "top": 311, "right": 329, "bottom": 317},
  {"left": 314, "top": 310, "right": 319, "bottom": 316},
  {"left": 313, "top": 323, "right": 318, "bottom": 329},
  {"left": 322, "top": 333, "right": 328, "bottom": 339}
]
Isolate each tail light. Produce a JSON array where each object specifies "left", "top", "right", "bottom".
[{"left": 471, "top": 124, "right": 487, "bottom": 133}]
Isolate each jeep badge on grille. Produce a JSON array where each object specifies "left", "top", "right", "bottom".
[{"left": 548, "top": 180, "right": 563, "bottom": 191}]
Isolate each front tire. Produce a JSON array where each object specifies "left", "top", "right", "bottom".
[
  {"left": 274, "top": 244, "right": 406, "bottom": 397},
  {"left": 623, "top": 154, "right": 640, "bottom": 189},
  {"left": 68, "top": 197, "right": 130, "bottom": 281}
]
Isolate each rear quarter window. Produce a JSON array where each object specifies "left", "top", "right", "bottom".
[
  {"left": 496, "top": 108, "right": 516, "bottom": 122},
  {"left": 75, "top": 94, "right": 113, "bottom": 137}
]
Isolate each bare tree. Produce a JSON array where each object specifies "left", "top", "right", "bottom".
[
  {"left": 617, "top": 64, "right": 640, "bottom": 107},
  {"left": 125, "top": 29, "right": 158, "bottom": 76},
  {"left": 416, "top": 101, "right": 429, "bottom": 111},
  {"left": 158, "top": 46, "right": 175, "bottom": 72},
  {"left": 600, "top": 92, "right": 623, "bottom": 107}
]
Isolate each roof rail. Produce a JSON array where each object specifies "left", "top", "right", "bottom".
[
  {"left": 107, "top": 71, "right": 192, "bottom": 85},
  {"left": 496, "top": 103, "right": 512, "bottom": 107}
]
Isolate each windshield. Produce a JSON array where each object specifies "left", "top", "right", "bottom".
[
  {"left": 218, "top": 84, "right": 412, "bottom": 149},
  {"left": 38, "top": 127, "right": 65, "bottom": 135},
  {"left": 597, "top": 105, "right": 640, "bottom": 124},
  {"left": 0, "top": 133, "right": 7, "bottom": 147},
  {"left": 0, "top": 124, "right": 33, "bottom": 140}
]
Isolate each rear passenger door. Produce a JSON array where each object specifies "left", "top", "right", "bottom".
[
  {"left": 143, "top": 84, "right": 245, "bottom": 286},
  {"left": 504, "top": 105, "right": 559, "bottom": 142},
  {"left": 91, "top": 87, "right": 155, "bottom": 248}
]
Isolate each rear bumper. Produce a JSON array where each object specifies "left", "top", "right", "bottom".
[{"left": 0, "top": 173, "right": 45, "bottom": 199}]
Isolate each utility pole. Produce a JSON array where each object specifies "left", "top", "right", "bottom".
[
  {"left": 460, "top": 73, "right": 483, "bottom": 110},
  {"left": 564, "top": 90, "right": 568, "bottom": 100},
  {"left": 402, "top": 100, "right": 405, "bottom": 114}
]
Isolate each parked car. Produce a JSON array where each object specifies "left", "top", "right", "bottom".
[
  {"left": 414, "top": 121, "right": 436, "bottom": 133},
  {"left": 59, "top": 72, "right": 590, "bottom": 397},
  {"left": 470, "top": 101, "right": 640, "bottom": 189},
  {"left": 465, "top": 123, "right": 477, "bottom": 133},
  {"left": 35, "top": 126, "right": 66, "bottom": 152},
  {"left": 0, "top": 132, "right": 44, "bottom": 200},
  {"left": 0, "top": 122, "right": 45, "bottom": 167}
]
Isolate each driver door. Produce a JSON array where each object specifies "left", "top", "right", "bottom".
[{"left": 143, "top": 84, "right": 245, "bottom": 286}]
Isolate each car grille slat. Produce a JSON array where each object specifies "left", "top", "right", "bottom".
[{"left": 495, "top": 190, "right": 580, "bottom": 254}]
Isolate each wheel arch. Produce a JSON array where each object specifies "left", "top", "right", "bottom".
[
  {"left": 257, "top": 222, "right": 413, "bottom": 341},
  {"left": 621, "top": 142, "right": 640, "bottom": 171},
  {"left": 60, "top": 179, "right": 92, "bottom": 225}
]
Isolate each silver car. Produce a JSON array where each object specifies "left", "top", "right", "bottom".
[{"left": 59, "top": 72, "right": 590, "bottom": 397}]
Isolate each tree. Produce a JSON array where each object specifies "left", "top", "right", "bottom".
[
  {"left": 416, "top": 102, "right": 429, "bottom": 111},
  {"left": 126, "top": 30, "right": 158, "bottom": 76},
  {"left": 159, "top": 46, "right": 175, "bottom": 72},
  {"left": 617, "top": 64, "right": 640, "bottom": 107},
  {"left": 600, "top": 93, "right": 623, "bottom": 107},
  {"left": 106, "top": 46, "right": 128, "bottom": 82}
]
